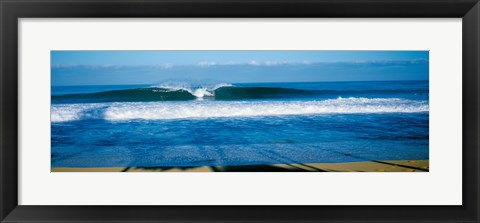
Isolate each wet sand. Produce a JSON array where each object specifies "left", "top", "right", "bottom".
[{"left": 52, "top": 160, "right": 429, "bottom": 172}]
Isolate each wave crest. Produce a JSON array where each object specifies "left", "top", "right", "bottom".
[
  {"left": 152, "top": 81, "right": 232, "bottom": 98},
  {"left": 52, "top": 83, "right": 428, "bottom": 104}
]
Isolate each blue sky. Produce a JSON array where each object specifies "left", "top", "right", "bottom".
[{"left": 51, "top": 51, "right": 428, "bottom": 86}]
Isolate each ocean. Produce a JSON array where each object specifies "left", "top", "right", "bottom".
[{"left": 51, "top": 80, "right": 429, "bottom": 168}]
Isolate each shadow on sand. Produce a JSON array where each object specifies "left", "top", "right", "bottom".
[
  {"left": 210, "top": 164, "right": 327, "bottom": 172},
  {"left": 122, "top": 164, "right": 326, "bottom": 172},
  {"left": 120, "top": 151, "right": 428, "bottom": 172}
]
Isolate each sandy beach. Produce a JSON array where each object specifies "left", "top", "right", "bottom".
[{"left": 52, "top": 160, "right": 428, "bottom": 172}]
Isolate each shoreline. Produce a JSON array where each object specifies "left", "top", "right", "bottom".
[{"left": 52, "top": 160, "right": 429, "bottom": 172}]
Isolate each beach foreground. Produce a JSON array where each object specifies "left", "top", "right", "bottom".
[{"left": 52, "top": 160, "right": 428, "bottom": 172}]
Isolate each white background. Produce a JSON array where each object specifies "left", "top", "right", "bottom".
[{"left": 18, "top": 19, "right": 462, "bottom": 205}]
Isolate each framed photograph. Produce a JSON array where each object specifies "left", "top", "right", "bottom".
[
  {"left": 50, "top": 50, "right": 430, "bottom": 173},
  {"left": 1, "top": 0, "right": 479, "bottom": 222}
]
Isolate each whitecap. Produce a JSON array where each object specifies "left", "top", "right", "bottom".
[{"left": 51, "top": 97, "right": 429, "bottom": 122}]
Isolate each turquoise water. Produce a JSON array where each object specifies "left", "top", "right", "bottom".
[{"left": 51, "top": 81, "right": 429, "bottom": 168}]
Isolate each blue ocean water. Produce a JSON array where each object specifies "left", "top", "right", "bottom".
[{"left": 51, "top": 81, "right": 429, "bottom": 168}]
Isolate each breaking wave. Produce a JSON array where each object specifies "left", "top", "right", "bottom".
[{"left": 51, "top": 83, "right": 426, "bottom": 104}]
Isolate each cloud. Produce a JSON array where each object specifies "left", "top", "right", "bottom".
[
  {"left": 196, "top": 60, "right": 315, "bottom": 67},
  {"left": 52, "top": 63, "right": 174, "bottom": 69},
  {"left": 51, "top": 64, "right": 80, "bottom": 68},
  {"left": 153, "top": 63, "right": 174, "bottom": 69},
  {"left": 52, "top": 58, "right": 428, "bottom": 69}
]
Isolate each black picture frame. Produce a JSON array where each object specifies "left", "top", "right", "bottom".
[{"left": 1, "top": 0, "right": 479, "bottom": 222}]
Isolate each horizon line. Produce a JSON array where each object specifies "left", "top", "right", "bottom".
[{"left": 51, "top": 79, "right": 429, "bottom": 87}]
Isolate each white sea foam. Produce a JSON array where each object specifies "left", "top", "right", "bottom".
[
  {"left": 151, "top": 81, "right": 232, "bottom": 98},
  {"left": 51, "top": 103, "right": 118, "bottom": 123},
  {"left": 51, "top": 97, "right": 429, "bottom": 122}
]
